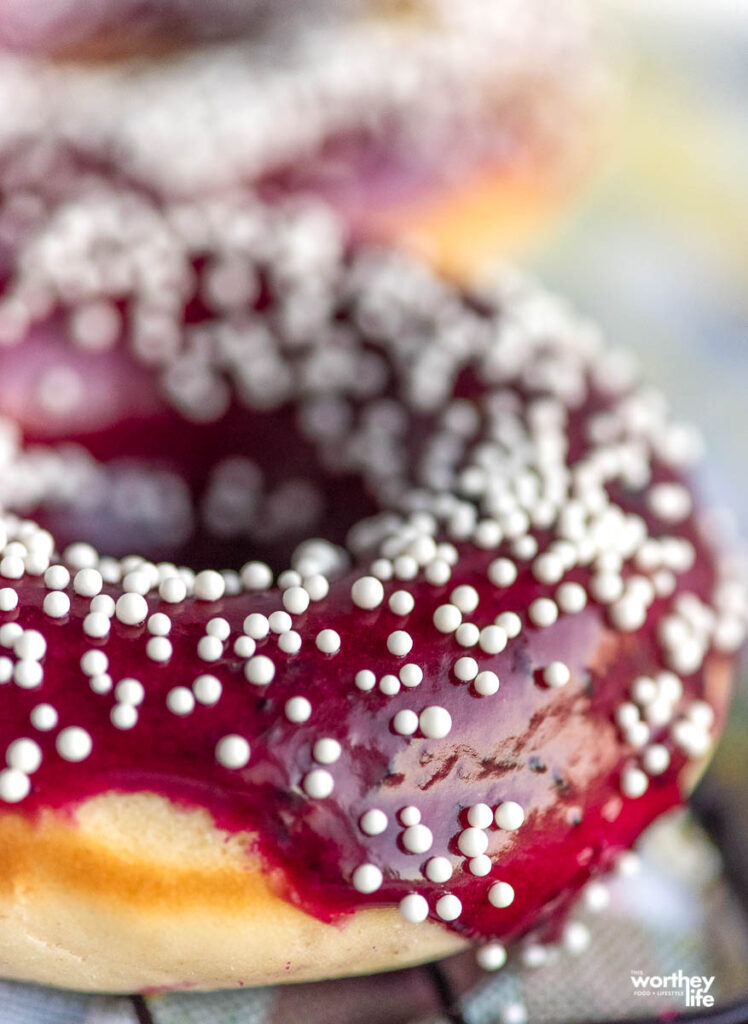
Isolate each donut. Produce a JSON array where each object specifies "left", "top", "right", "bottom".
[
  {"left": 0, "top": 186, "right": 743, "bottom": 993},
  {"left": 0, "top": 0, "right": 607, "bottom": 276}
]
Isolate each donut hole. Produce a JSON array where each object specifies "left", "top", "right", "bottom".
[{"left": 21, "top": 401, "right": 380, "bottom": 573}]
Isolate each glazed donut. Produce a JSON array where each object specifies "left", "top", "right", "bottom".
[
  {"left": 0, "top": 187, "right": 744, "bottom": 993},
  {"left": 0, "top": 0, "right": 607, "bottom": 276}
]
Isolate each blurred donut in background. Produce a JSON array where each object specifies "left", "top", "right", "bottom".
[{"left": 0, "top": 0, "right": 609, "bottom": 276}]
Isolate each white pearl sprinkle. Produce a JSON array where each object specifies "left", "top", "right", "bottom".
[
  {"left": 399, "top": 805, "right": 421, "bottom": 826},
  {"left": 450, "top": 585, "right": 479, "bottom": 614},
  {"left": 285, "top": 696, "right": 312, "bottom": 723},
  {"left": 454, "top": 656, "right": 479, "bottom": 682},
  {"left": 14, "top": 661, "right": 43, "bottom": 689},
  {"left": 43, "top": 590, "right": 70, "bottom": 618},
  {"left": 399, "top": 663, "right": 423, "bottom": 687},
  {"left": 14, "top": 630, "right": 46, "bottom": 661},
  {"left": 379, "top": 674, "right": 400, "bottom": 695},
  {"left": 495, "top": 612, "right": 522, "bottom": 638},
  {"left": 159, "top": 576, "right": 187, "bottom": 603},
  {"left": 393, "top": 709, "right": 419, "bottom": 736},
  {"left": 73, "top": 568, "right": 103, "bottom": 597},
  {"left": 313, "top": 738, "right": 341, "bottom": 764},
  {"left": 303, "top": 768, "right": 334, "bottom": 798},
  {"left": 399, "top": 893, "right": 429, "bottom": 924},
  {"left": 556, "top": 581, "right": 587, "bottom": 614},
  {"left": 0, "top": 768, "right": 30, "bottom": 803},
  {"left": 240, "top": 561, "right": 273, "bottom": 591},
  {"left": 6, "top": 738, "right": 42, "bottom": 774},
  {"left": 402, "top": 823, "right": 433, "bottom": 853},
  {"left": 468, "top": 803, "right": 494, "bottom": 829},
  {"left": 193, "top": 674, "right": 222, "bottom": 705},
  {"left": 206, "top": 617, "right": 231, "bottom": 640},
  {"left": 268, "top": 610, "right": 292, "bottom": 634},
  {"left": 0, "top": 588, "right": 18, "bottom": 612},
  {"left": 389, "top": 589, "right": 415, "bottom": 615},
  {"left": 469, "top": 855, "right": 492, "bottom": 876},
  {"left": 84, "top": 612, "right": 111, "bottom": 638},
  {"left": 166, "top": 686, "right": 195, "bottom": 715},
  {"left": 352, "top": 864, "right": 383, "bottom": 894},
  {"left": 488, "top": 881, "right": 515, "bottom": 908},
  {"left": 455, "top": 622, "right": 480, "bottom": 647},
  {"left": 115, "top": 592, "right": 148, "bottom": 626},
  {"left": 474, "top": 670, "right": 500, "bottom": 696},
  {"left": 387, "top": 630, "right": 413, "bottom": 657},
  {"left": 197, "top": 635, "right": 223, "bottom": 662},
  {"left": 488, "top": 558, "right": 518, "bottom": 587},
  {"left": 479, "top": 625, "right": 508, "bottom": 655},
  {"left": 643, "top": 743, "right": 670, "bottom": 775},
  {"left": 245, "top": 655, "right": 275, "bottom": 685},
  {"left": 316, "top": 629, "right": 341, "bottom": 654},
  {"left": 436, "top": 894, "right": 462, "bottom": 921},
  {"left": 283, "top": 586, "right": 311, "bottom": 615},
  {"left": 80, "top": 650, "right": 108, "bottom": 677},
  {"left": 355, "top": 669, "right": 376, "bottom": 692},
  {"left": 419, "top": 705, "right": 452, "bottom": 738},
  {"left": 543, "top": 661, "right": 570, "bottom": 688},
  {"left": 90, "top": 673, "right": 113, "bottom": 694},
  {"left": 216, "top": 734, "right": 250, "bottom": 769},
  {"left": 111, "top": 703, "right": 138, "bottom": 730},
  {"left": 360, "top": 809, "right": 388, "bottom": 835},
  {"left": 351, "top": 576, "right": 385, "bottom": 610},
  {"left": 44, "top": 565, "right": 70, "bottom": 590},
  {"left": 425, "top": 856, "right": 453, "bottom": 883},
  {"left": 433, "top": 603, "right": 462, "bottom": 633},
  {"left": 115, "top": 678, "right": 145, "bottom": 706},
  {"left": 495, "top": 801, "right": 525, "bottom": 831},
  {"left": 193, "top": 569, "right": 225, "bottom": 602},
  {"left": 147, "top": 636, "right": 173, "bottom": 663},
  {"left": 243, "top": 613, "right": 269, "bottom": 639},
  {"left": 476, "top": 943, "right": 507, "bottom": 971},
  {"left": 621, "top": 765, "right": 649, "bottom": 798},
  {"left": 528, "top": 598, "right": 558, "bottom": 627},
  {"left": 278, "top": 630, "right": 302, "bottom": 655},
  {"left": 30, "top": 704, "right": 58, "bottom": 731},
  {"left": 458, "top": 827, "right": 489, "bottom": 857},
  {"left": 56, "top": 726, "right": 92, "bottom": 762}
]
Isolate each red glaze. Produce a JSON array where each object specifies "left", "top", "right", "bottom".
[{"left": 0, "top": 189, "right": 741, "bottom": 947}]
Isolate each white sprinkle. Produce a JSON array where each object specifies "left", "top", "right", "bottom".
[
  {"left": 643, "top": 744, "right": 670, "bottom": 775},
  {"left": 393, "top": 709, "right": 419, "bottom": 735},
  {"left": 197, "top": 635, "right": 223, "bottom": 662},
  {"left": 389, "top": 590, "right": 415, "bottom": 616},
  {"left": 15, "top": 630, "right": 46, "bottom": 661},
  {"left": 193, "top": 674, "right": 222, "bottom": 705},
  {"left": 193, "top": 569, "right": 225, "bottom": 602},
  {"left": 584, "top": 882, "right": 610, "bottom": 912},
  {"left": 283, "top": 586, "right": 311, "bottom": 615},
  {"left": 159, "top": 576, "right": 187, "bottom": 603},
  {"left": 80, "top": 650, "right": 108, "bottom": 677},
  {"left": 303, "top": 768, "right": 334, "bottom": 798},
  {"left": 0, "top": 588, "right": 18, "bottom": 612},
  {"left": 591, "top": 572, "right": 624, "bottom": 605},
  {"left": 0, "top": 555, "right": 24, "bottom": 579},
  {"left": 419, "top": 706, "right": 452, "bottom": 738},
  {"left": 243, "top": 613, "right": 269, "bottom": 639},
  {"left": 454, "top": 656, "right": 479, "bottom": 682},
  {"left": 469, "top": 855, "right": 492, "bottom": 876},
  {"left": 370, "top": 558, "right": 393, "bottom": 581},
  {"left": 234, "top": 635, "right": 256, "bottom": 658},
  {"left": 532, "top": 552, "right": 564, "bottom": 585},
  {"left": 436, "top": 894, "right": 462, "bottom": 921},
  {"left": 399, "top": 893, "right": 429, "bottom": 924},
  {"left": 479, "top": 625, "right": 507, "bottom": 655},
  {"left": 476, "top": 943, "right": 507, "bottom": 971},
  {"left": 403, "top": 823, "right": 433, "bottom": 853},
  {"left": 451, "top": 585, "right": 479, "bottom": 614},
  {"left": 83, "top": 612, "right": 110, "bottom": 638},
  {"left": 285, "top": 696, "right": 312, "bottom": 723},
  {"left": 268, "top": 610, "right": 292, "bottom": 634},
  {"left": 625, "top": 721, "right": 651, "bottom": 748},
  {"left": 111, "top": 703, "right": 138, "bottom": 730},
  {"left": 394, "top": 555, "right": 419, "bottom": 580},
  {"left": 14, "top": 661, "right": 43, "bottom": 688},
  {"left": 123, "top": 570, "right": 150, "bottom": 596},
  {"left": 529, "top": 598, "right": 558, "bottom": 627},
  {"left": 115, "top": 592, "right": 148, "bottom": 626},
  {"left": 206, "top": 617, "right": 231, "bottom": 640},
  {"left": 387, "top": 630, "right": 413, "bottom": 656},
  {"left": 44, "top": 565, "right": 70, "bottom": 590},
  {"left": 556, "top": 581, "right": 587, "bottom": 614},
  {"left": 433, "top": 603, "right": 462, "bottom": 633},
  {"left": 313, "top": 738, "right": 341, "bottom": 764},
  {"left": 631, "top": 676, "right": 658, "bottom": 705},
  {"left": 73, "top": 568, "right": 103, "bottom": 598},
  {"left": 455, "top": 622, "right": 480, "bottom": 647},
  {"left": 245, "top": 655, "right": 275, "bottom": 685},
  {"left": 399, "top": 806, "right": 421, "bottom": 826},
  {"left": 147, "top": 612, "right": 171, "bottom": 637},
  {"left": 563, "top": 921, "right": 591, "bottom": 955},
  {"left": 115, "top": 678, "right": 145, "bottom": 706},
  {"left": 351, "top": 576, "right": 385, "bottom": 610},
  {"left": 360, "top": 809, "right": 388, "bottom": 835},
  {"left": 689, "top": 701, "right": 715, "bottom": 729},
  {"left": 489, "top": 558, "right": 517, "bottom": 587},
  {"left": 56, "top": 726, "right": 92, "bottom": 762},
  {"left": 30, "top": 704, "right": 57, "bottom": 731},
  {"left": 43, "top": 590, "right": 70, "bottom": 618},
  {"left": 166, "top": 686, "right": 195, "bottom": 715},
  {"left": 352, "top": 864, "right": 383, "bottom": 894},
  {"left": 0, "top": 656, "right": 11, "bottom": 683},
  {"left": 278, "top": 630, "right": 302, "bottom": 655},
  {"left": 495, "top": 801, "right": 525, "bottom": 831},
  {"left": 0, "top": 623, "right": 22, "bottom": 647},
  {"left": 425, "top": 856, "right": 453, "bottom": 883},
  {"left": 90, "top": 673, "right": 113, "bottom": 694},
  {"left": 355, "top": 669, "right": 376, "bottom": 692},
  {"left": 316, "top": 629, "right": 341, "bottom": 654},
  {"left": 621, "top": 765, "right": 649, "bottom": 798},
  {"left": 399, "top": 663, "right": 423, "bottom": 687},
  {"left": 6, "top": 738, "right": 42, "bottom": 774},
  {"left": 216, "top": 734, "right": 250, "bottom": 769},
  {"left": 474, "top": 670, "right": 500, "bottom": 696},
  {"left": 379, "top": 674, "right": 400, "bottom": 695},
  {"left": 147, "top": 636, "right": 173, "bottom": 663},
  {"left": 304, "top": 575, "right": 329, "bottom": 602},
  {"left": 425, "top": 558, "right": 451, "bottom": 585},
  {"left": 458, "top": 827, "right": 488, "bottom": 857},
  {"left": 467, "top": 802, "right": 495, "bottom": 827},
  {"left": 488, "top": 881, "right": 515, "bottom": 908},
  {"left": 240, "top": 561, "right": 273, "bottom": 591},
  {"left": 543, "top": 661, "right": 570, "bottom": 688},
  {"left": 0, "top": 768, "right": 30, "bottom": 803},
  {"left": 495, "top": 612, "right": 522, "bottom": 638}
]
